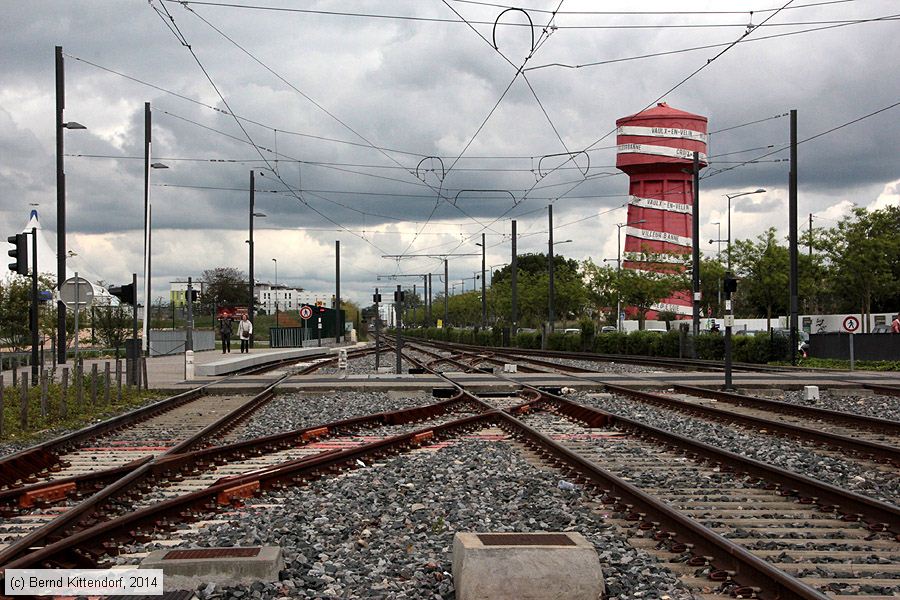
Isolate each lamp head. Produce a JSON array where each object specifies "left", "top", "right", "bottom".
[
  {"left": 150, "top": 162, "right": 169, "bottom": 169},
  {"left": 63, "top": 121, "right": 86, "bottom": 130}
]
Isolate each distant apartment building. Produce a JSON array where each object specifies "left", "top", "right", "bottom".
[
  {"left": 254, "top": 283, "right": 332, "bottom": 314},
  {"left": 170, "top": 280, "right": 207, "bottom": 308}
]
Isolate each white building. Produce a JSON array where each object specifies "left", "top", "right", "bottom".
[{"left": 255, "top": 283, "right": 333, "bottom": 314}]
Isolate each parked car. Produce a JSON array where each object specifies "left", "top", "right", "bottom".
[
  {"left": 644, "top": 327, "right": 668, "bottom": 334},
  {"left": 771, "top": 328, "right": 810, "bottom": 354},
  {"left": 562, "top": 328, "right": 581, "bottom": 335},
  {"left": 600, "top": 326, "right": 618, "bottom": 334}
]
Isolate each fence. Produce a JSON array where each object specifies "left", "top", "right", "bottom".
[
  {"left": 809, "top": 333, "right": 900, "bottom": 361},
  {"left": 148, "top": 330, "right": 214, "bottom": 356}
]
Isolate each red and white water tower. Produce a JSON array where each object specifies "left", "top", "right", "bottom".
[{"left": 615, "top": 102, "right": 708, "bottom": 317}]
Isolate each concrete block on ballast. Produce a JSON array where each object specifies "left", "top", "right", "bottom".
[
  {"left": 140, "top": 546, "right": 283, "bottom": 591},
  {"left": 452, "top": 532, "right": 604, "bottom": 600},
  {"left": 803, "top": 385, "right": 820, "bottom": 402}
]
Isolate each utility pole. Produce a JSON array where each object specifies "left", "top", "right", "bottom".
[
  {"left": 511, "top": 220, "right": 518, "bottom": 335},
  {"left": 30, "top": 227, "right": 38, "bottom": 385},
  {"left": 547, "top": 205, "right": 555, "bottom": 348},
  {"left": 142, "top": 102, "right": 151, "bottom": 356},
  {"left": 691, "top": 151, "right": 701, "bottom": 336},
  {"left": 394, "top": 284, "right": 403, "bottom": 373},
  {"left": 480, "top": 232, "right": 486, "bottom": 329},
  {"left": 789, "top": 109, "right": 800, "bottom": 354},
  {"left": 373, "top": 288, "right": 381, "bottom": 370},
  {"left": 56, "top": 46, "right": 67, "bottom": 366},
  {"left": 443, "top": 258, "right": 449, "bottom": 327},
  {"left": 427, "top": 273, "right": 432, "bottom": 325},
  {"left": 131, "top": 273, "right": 138, "bottom": 385},
  {"left": 808, "top": 213, "right": 813, "bottom": 261},
  {"left": 248, "top": 170, "right": 256, "bottom": 329},
  {"left": 335, "top": 240, "right": 341, "bottom": 343},
  {"left": 186, "top": 277, "right": 194, "bottom": 352}
]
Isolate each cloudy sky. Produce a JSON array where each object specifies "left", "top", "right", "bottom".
[{"left": 2, "top": 0, "right": 898, "bottom": 306}]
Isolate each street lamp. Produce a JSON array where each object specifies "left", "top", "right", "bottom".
[
  {"left": 615, "top": 220, "right": 645, "bottom": 332},
  {"left": 725, "top": 189, "right": 765, "bottom": 270},
  {"left": 272, "top": 257, "right": 279, "bottom": 327},
  {"left": 141, "top": 160, "right": 169, "bottom": 355}
]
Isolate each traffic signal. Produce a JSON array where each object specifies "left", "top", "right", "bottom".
[
  {"left": 189, "top": 289, "right": 200, "bottom": 302},
  {"left": 723, "top": 273, "right": 738, "bottom": 297},
  {"left": 109, "top": 283, "right": 135, "bottom": 305},
  {"left": 394, "top": 290, "right": 405, "bottom": 303},
  {"left": 7, "top": 233, "right": 27, "bottom": 275}
]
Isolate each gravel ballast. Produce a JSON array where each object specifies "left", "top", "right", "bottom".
[
  {"left": 127, "top": 438, "right": 694, "bottom": 600},
  {"left": 577, "top": 392, "right": 900, "bottom": 506}
]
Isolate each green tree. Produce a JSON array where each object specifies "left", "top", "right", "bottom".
[
  {"left": 730, "top": 228, "right": 789, "bottom": 328},
  {"left": 94, "top": 305, "right": 132, "bottom": 357},
  {"left": 201, "top": 267, "right": 249, "bottom": 313},
  {"left": 581, "top": 259, "right": 618, "bottom": 325},
  {"left": 823, "top": 206, "right": 900, "bottom": 328},
  {"left": 700, "top": 257, "right": 726, "bottom": 319}
]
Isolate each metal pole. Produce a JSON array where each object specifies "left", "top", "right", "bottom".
[
  {"left": 789, "top": 109, "right": 799, "bottom": 362},
  {"left": 511, "top": 220, "right": 518, "bottom": 331},
  {"left": 727, "top": 195, "right": 732, "bottom": 272},
  {"left": 481, "top": 232, "right": 486, "bottom": 328},
  {"left": 374, "top": 288, "right": 380, "bottom": 369},
  {"left": 249, "top": 171, "right": 255, "bottom": 329},
  {"left": 724, "top": 281, "right": 734, "bottom": 390},
  {"left": 808, "top": 213, "right": 813, "bottom": 261},
  {"left": 616, "top": 224, "right": 623, "bottom": 332},
  {"left": 131, "top": 272, "right": 138, "bottom": 385},
  {"left": 73, "top": 271, "right": 80, "bottom": 362},
  {"left": 273, "top": 259, "right": 278, "bottom": 327},
  {"left": 547, "top": 205, "right": 554, "bottom": 340},
  {"left": 395, "top": 284, "right": 402, "bottom": 373},
  {"left": 692, "top": 151, "right": 701, "bottom": 336},
  {"left": 443, "top": 258, "right": 448, "bottom": 327},
  {"left": 31, "top": 227, "right": 39, "bottom": 386},
  {"left": 55, "top": 46, "right": 67, "bottom": 365},
  {"left": 427, "top": 273, "right": 432, "bottom": 325},
  {"left": 142, "top": 102, "right": 151, "bottom": 355},
  {"left": 335, "top": 240, "right": 341, "bottom": 343},
  {"left": 186, "top": 277, "right": 193, "bottom": 352}
]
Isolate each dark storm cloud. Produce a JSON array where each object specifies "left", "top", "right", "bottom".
[{"left": 3, "top": 0, "right": 899, "bottom": 302}]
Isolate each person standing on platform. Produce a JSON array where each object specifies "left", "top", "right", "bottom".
[
  {"left": 238, "top": 314, "right": 253, "bottom": 353},
  {"left": 219, "top": 317, "right": 233, "bottom": 353},
  {"left": 892, "top": 314, "right": 900, "bottom": 334}
]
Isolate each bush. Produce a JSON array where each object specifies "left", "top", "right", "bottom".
[
  {"left": 593, "top": 332, "right": 627, "bottom": 354},
  {"left": 578, "top": 318, "right": 595, "bottom": 351},
  {"left": 514, "top": 332, "right": 542, "bottom": 349}
]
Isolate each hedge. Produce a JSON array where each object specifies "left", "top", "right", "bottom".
[{"left": 400, "top": 326, "right": 793, "bottom": 364}]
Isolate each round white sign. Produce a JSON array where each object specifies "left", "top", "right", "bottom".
[
  {"left": 59, "top": 277, "right": 94, "bottom": 309},
  {"left": 842, "top": 315, "right": 860, "bottom": 333},
  {"left": 299, "top": 305, "right": 313, "bottom": 320}
]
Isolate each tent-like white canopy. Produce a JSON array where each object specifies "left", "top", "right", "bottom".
[{"left": 10, "top": 209, "right": 118, "bottom": 307}]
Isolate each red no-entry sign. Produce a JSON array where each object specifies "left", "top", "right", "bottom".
[{"left": 300, "top": 306, "right": 313, "bottom": 320}]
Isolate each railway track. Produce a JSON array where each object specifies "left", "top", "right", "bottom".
[
  {"left": 2, "top": 342, "right": 898, "bottom": 599},
  {"left": 401, "top": 348, "right": 900, "bottom": 599}
]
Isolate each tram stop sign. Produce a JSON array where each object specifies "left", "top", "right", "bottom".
[{"left": 59, "top": 276, "right": 94, "bottom": 310}]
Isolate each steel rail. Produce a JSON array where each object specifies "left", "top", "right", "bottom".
[
  {"left": 536, "top": 392, "right": 900, "bottom": 535},
  {"left": 672, "top": 383, "right": 900, "bottom": 435},
  {"left": 377, "top": 349, "right": 886, "bottom": 598},
  {"left": 603, "top": 383, "right": 900, "bottom": 465},
  {"left": 0, "top": 412, "right": 494, "bottom": 573},
  {"left": 492, "top": 410, "right": 830, "bottom": 600},
  {"left": 0, "top": 387, "right": 204, "bottom": 489},
  {"left": 0, "top": 391, "right": 478, "bottom": 567}
]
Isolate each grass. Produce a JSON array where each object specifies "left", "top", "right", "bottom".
[{"left": 0, "top": 370, "right": 161, "bottom": 444}]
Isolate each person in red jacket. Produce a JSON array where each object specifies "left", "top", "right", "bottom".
[{"left": 892, "top": 314, "right": 900, "bottom": 333}]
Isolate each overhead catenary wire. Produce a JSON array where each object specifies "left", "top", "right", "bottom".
[{"left": 149, "top": 0, "right": 394, "bottom": 256}]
